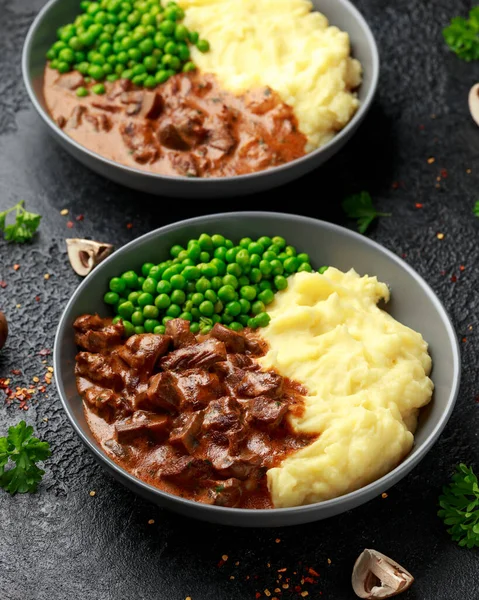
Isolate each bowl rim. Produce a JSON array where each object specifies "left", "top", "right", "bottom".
[
  {"left": 22, "top": 0, "right": 380, "bottom": 184},
  {"left": 54, "top": 211, "right": 461, "bottom": 518}
]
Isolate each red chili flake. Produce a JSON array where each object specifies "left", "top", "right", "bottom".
[
  {"left": 440, "top": 168, "right": 448, "bottom": 178},
  {"left": 391, "top": 181, "right": 400, "bottom": 189},
  {"left": 217, "top": 560, "right": 225, "bottom": 568},
  {"left": 475, "top": 395, "right": 479, "bottom": 403},
  {"left": 66, "top": 221, "right": 74, "bottom": 229},
  {"left": 10, "top": 370, "right": 21, "bottom": 376},
  {"left": 256, "top": 593, "right": 261, "bottom": 599},
  {"left": 451, "top": 275, "right": 457, "bottom": 283},
  {"left": 308, "top": 568, "right": 320, "bottom": 577},
  {"left": 126, "top": 222, "right": 133, "bottom": 229},
  {"left": 294, "top": 586, "right": 302, "bottom": 593},
  {"left": 401, "top": 253, "right": 407, "bottom": 258},
  {"left": 35, "top": 295, "right": 41, "bottom": 302},
  {"left": 76, "top": 214, "right": 84, "bottom": 221},
  {"left": 277, "top": 569, "right": 287, "bottom": 573},
  {"left": 440, "top": 270, "right": 446, "bottom": 276},
  {"left": 459, "top": 265, "right": 465, "bottom": 272},
  {"left": 415, "top": 203, "right": 423, "bottom": 209},
  {"left": 0, "top": 281, "right": 7, "bottom": 288},
  {"left": 39, "top": 348, "right": 51, "bottom": 356},
  {"left": 462, "top": 337, "right": 467, "bottom": 343},
  {"left": 304, "top": 577, "right": 315, "bottom": 584},
  {"left": 13, "top": 264, "right": 20, "bottom": 271},
  {"left": 419, "top": 124, "right": 425, "bottom": 130}
]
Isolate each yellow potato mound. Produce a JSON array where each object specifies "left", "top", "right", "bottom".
[
  {"left": 259, "top": 270, "right": 434, "bottom": 508},
  {"left": 178, "top": 0, "right": 362, "bottom": 150}
]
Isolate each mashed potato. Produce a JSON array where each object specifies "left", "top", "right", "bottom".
[
  {"left": 178, "top": 0, "right": 362, "bottom": 150},
  {"left": 259, "top": 269, "right": 433, "bottom": 508}
]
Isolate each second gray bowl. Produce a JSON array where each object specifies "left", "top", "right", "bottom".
[
  {"left": 54, "top": 212, "right": 460, "bottom": 526},
  {"left": 22, "top": 0, "right": 379, "bottom": 198}
]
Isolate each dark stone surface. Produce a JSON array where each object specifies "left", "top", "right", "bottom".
[{"left": 1, "top": 0, "right": 479, "bottom": 598}]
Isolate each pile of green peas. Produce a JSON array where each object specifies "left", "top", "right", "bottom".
[
  {"left": 104, "top": 233, "right": 320, "bottom": 337},
  {"left": 45, "top": 0, "right": 209, "bottom": 94}
]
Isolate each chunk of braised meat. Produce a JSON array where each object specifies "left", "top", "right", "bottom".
[
  {"left": 244, "top": 87, "right": 277, "bottom": 115},
  {"left": 118, "top": 334, "right": 171, "bottom": 374},
  {"left": 83, "top": 386, "right": 131, "bottom": 421},
  {"left": 84, "top": 113, "right": 112, "bottom": 132},
  {"left": 177, "top": 369, "right": 222, "bottom": 409},
  {"left": 204, "top": 108, "right": 236, "bottom": 157},
  {"left": 74, "top": 314, "right": 106, "bottom": 333},
  {"left": 58, "top": 71, "right": 85, "bottom": 90},
  {"left": 116, "top": 411, "right": 171, "bottom": 443},
  {"left": 246, "top": 396, "right": 288, "bottom": 430},
  {"left": 210, "top": 323, "right": 245, "bottom": 353},
  {"left": 166, "top": 318, "right": 196, "bottom": 349},
  {"left": 158, "top": 107, "right": 207, "bottom": 150},
  {"left": 74, "top": 321, "right": 123, "bottom": 353},
  {"left": 107, "top": 78, "right": 132, "bottom": 100},
  {"left": 91, "top": 100, "right": 121, "bottom": 113},
  {"left": 202, "top": 397, "right": 243, "bottom": 435},
  {"left": 65, "top": 105, "right": 87, "bottom": 130},
  {"left": 139, "top": 371, "right": 184, "bottom": 412},
  {"left": 120, "top": 121, "right": 159, "bottom": 164},
  {"left": 212, "top": 478, "right": 243, "bottom": 508},
  {"left": 160, "top": 456, "right": 213, "bottom": 488},
  {"left": 103, "top": 438, "right": 129, "bottom": 459},
  {"left": 168, "top": 152, "right": 199, "bottom": 177},
  {"left": 75, "top": 352, "right": 125, "bottom": 390},
  {"left": 244, "top": 335, "right": 267, "bottom": 356},
  {"left": 140, "top": 92, "right": 163, "bottom": 120},
  {"left": 207, "top": 445, "right": 261, "bottom": 480},
  {"left": 160, "top": 338, "right": 226, "bottom": 371},
  {"left": 225, "top": 367, "right": 283, "bottom": 398},
  {"left": 169, "top": 411, "right": 204, "bottom": 454},
  {"left": 226, "top": 354, "right": 258, "bottom": 370}
]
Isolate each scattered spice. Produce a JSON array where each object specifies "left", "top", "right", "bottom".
[
  {"left": 60, "top": 209, "right": 69, "bottom": 216},
  {"left": 301, "top": 592, "right": 309, "bottom": 597},
  {"left": 13, "top": 264, "right": 20, "bottom": 271},
  {"left": 255, "top": 593, "right": 261, "bottom": 599},
  {"left": 185, "top": 597, "right": 192, "bottom": 600},
  {"left": 451, "top": 275, "right": 457, "bottom": 283},
  {"left": 381, "top": 492, "right": 388, "bottom": 498},
  {"left": 11, "top": 369, "right": 21, "bottom": 376},
  {"left": 415, "top": 202, "right": 423, "bottom": 209},
  {"left": 467, "top": 168, "right": 472, "bottom": 174},
  {"left": 222, "top": 554, "right": 228, "bottom": 562},
  {"left": 427, "top": 157, "right": 435, "bottom": 164},
  {"left": 308, "top": 568, "right": 320, "bottom": 577},
  {"left": 275, "top": 538, "right": 281, "bottom": 544},
  {"left": 462, "top": 337, "right": 467, "bottom": 343},
  {"left": 126, "top": 222, "right": 133, "bottom": 229},
  {"left": 44, "top": 273, "right": 50, "bottom": 280},
  {"left": 437, "top": 233, "right": 445, "bottom": 240},
  {"left": 35, "top": 296, "right": 40, "bottom": 302},
  {"left": 39, "top": 348, "right": 51, "bottom": 356},
  {"left": 16, "top": 304, "right": 21, "bottom": 309},
  {"left": 327, "top": 559, "right": 332, "bottom": 565},
  {"left": 460, "top": 265, "right": 466, "bottom": 271},
  {"left": 76, "top": 214, "right": 84, "bottom": 221},
  {"left": 148, "top": 519, "right": 155, "bottom": 525},
  {"left": 441, "top": 168, "right": 448, "bottom": 178},
  {"left": 67, "top": 221, "right": 74, "bottom": 229},
  {"left": 32, "top": 376, "right": 39, "bottom": 383},
  {"left": 0, "top": 281, "right": 7, "bottom": 288},
  {"left": 264, "top": 590, "right": 271, "bottom": 597},
  {"left": 89, "top": 490, "right": 96, "bottom": 497}
]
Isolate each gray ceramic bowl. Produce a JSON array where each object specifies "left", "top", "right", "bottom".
[
  {"left": 23, "top": 0, "right": 379, "bottom": 198},
  {"left": 54, "top": 212, "right": 460, "bottom": 527}
]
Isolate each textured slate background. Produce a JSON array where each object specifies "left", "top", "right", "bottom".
[{"left": 1, "top": 0, "right": 479, "bottom": 598}]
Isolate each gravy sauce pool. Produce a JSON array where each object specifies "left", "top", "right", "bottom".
[
  {"left": 43, "top": 67, "right": 307, "bottom": 177},
  {"left": 75, "top": 316, "right": 316, "bottom": 509}
]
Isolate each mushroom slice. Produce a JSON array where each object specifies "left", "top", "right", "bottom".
[
  {"left": 66, "top": 239, "right": 113, "bottom": 277},
  {"left": 468, "top": 83, "right": 479, "bottom": 126},
  {"left": 352, "top": 549, "right": 414, "bottom": 599}
]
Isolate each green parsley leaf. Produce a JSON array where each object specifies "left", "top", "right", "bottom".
[
  {"left": 0, "top": 421, "right": 51, "bottom": 495},
  {"left": 0, "top": 200, "right": 42, "bottom": 243},
  {"left": 341, "top": 191, "right": 391, "bottom": 234},
  {"left": 214, "top": 484, "right": 225, "bottom": 492},
  {"left": 443, "top": 7, "right": 479, "bottom": 62},
  {"left": 473, "top": 200, "right": 479, "bottom": 216},
  {"left": 438, "top": 464, "right": 479, "bottom": 548}
]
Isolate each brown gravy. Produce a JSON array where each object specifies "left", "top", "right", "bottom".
[
  {"left": 43, "top": 67, "right": 307, "bottom": 178},
  {"left": 74, "top": 315, "right": 316, "bottom": 509}
]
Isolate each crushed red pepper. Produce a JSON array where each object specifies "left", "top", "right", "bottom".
[
  {"left": 0, "top": 280, "right": 7, "bottom": 288},
  {"left": 67, "top": 221, "right": 74, "bottom": 229},
  {"left": 76, "top": 214, "right": 84, "bottom": 221}
]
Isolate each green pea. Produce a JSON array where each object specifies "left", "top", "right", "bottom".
[
  {"left": 170, "top": 274, "right": 186, "bottom": 290},
  {"left": 159, "top": 19, "right": 175, "bottom": 35},
  {"left": 131, "top": 311, "right": 144, "bottom": 326},
  {"left": 217, "top": 285, "right": 236, "bottom": 303},
  {"left": 166, "top": 303, "right": 181, "bottom": 318},
  {"left": 229, "top": 322, "right": 243, "bottom": 332},
  {"left": 162, "top": 315, "right": 173, "bottom": 325},
  {"left": 226, "top": 263, "right": 242, "bottom": 278},
  {"left": 138, "top": 276, "right": 145, "bottom": 287},
  {"left": 222, "top": 274, "right": 238, "bottom": 289},
  {"left": 240, "top": 285, "right": 256, "bottom": 301},
  {"left": 174, "top": 23, "right": 188, "bottom": 41},
  {"left": 239, "top": 237, "right": 252, "bottom": 249},
  {"left": 272, "top": 236, "right": 286, "bottom": 249},
  {"left": 238, "top": 314, "right": 249, "bottom": 327},
  {"left": 128, "top": 47, "right": 142, "bottom": 61},
  {"left": 186, "top": 281, "right": 196, "bottom": 294},
  {"left": 146, "top": 266, "right": 160, "bottom": 282},
  {"left": 122, "top": 320, "right": 135, "bottom": 336},
  {"left": 191, "top": 307, "right": 201, "bottom": 320},
  {"left": 104, "top": 291, "right": 119, "bottom": 305},
  {"left": 191, "top": 293, "right": 204, "bottom": 306},
  {"left": 210, "top": 258, "right": 226, "bottom": 276},
  {"left": 58, "top": 48, "right": 76, "bottom": 63},
  {"left": 106, "top": 74, "right": 120, "bottom": 82},
  {"left": 181, "top": 257, "right": 194, "bottom": 267},
  {"left": 247, "top": 317, "right": 259, "bottom": 329},
  {"left": 258, "top": 289, "right": 274, "bottom": 305},
  {"left": 239, "top": 298, "right": 251, "bottom": 314},
  {"left": 162, "top": 267, "right": 177, "bottom": 281},
  {"left": 214, "top": 300, "right": 224, "bottom": 314},
  {"left": 237, "top": 276, "right": 249, "bottom": 287},
  {"left": 76, "top": 86, "right": 89, "bottom": 97},
  {"left": 198, "top": 251, "right": 209, "bottom": 262},
  {"left": 213, "top": 246, "right": 227, "bottom": 261},
  {"left": 184, "top": 300, "right": 194, "bottom": 312},
  {"left": 270, "top": 259, "right": 283, "bottom": 275},
  {"left": 182, "top": 266, "right": 200, "bottom": 281},
  {"left": 112, "top": 316, "right": 122, "bottom": 325},
  {"left": 116, "top": 50, "right": 129, "bottom": 64},
  {"left": 77, "top": 62, "right": 90, "bottom": 75},
  {"left": 250, "top": 254, "right": 261, "bottom": 268},
  {"left": 121, "top": 270, "right": 139, "bottom": 288},
  {"left": 155, "top": 293, "right": 171, "bottom": 309},
  {"left": 188, "top": 31, "right": 199, "bottom": 44},
  {"left": 284, "top": 257, "right": 299, "bottom": 273},
  {"left": 204, "top": 289, "right": 217, "bottom": 303},
  {"left": 142, "top": 304, "right": 159, "bottom": 319},
  {"left": 109, "top": 277, "right": 126, "bottom": 293},
  {"left": 195, "top": 277, "right": 211, "bottom": 293},
  {"left": 171, "top": 289, "right": 186, "bottom": 305},
  {"left": 225, "top": 301, "right": 241, "bottom": 317},
  {"left": 274, "top": 275, "right": 288, "bottom": 290},
  {"left": 138, "top": 292, "right": 154, "bottom": 307},
  {"left": 222, "top": 313, "right": 234, "bottom": 325},
  {"left": 186, "top": 243, "right": 201, "bottom": 261},
  {"left": 200, "top": 263, "right": 218, "bottom": 278},
  {"left": 318, "top": 266, "right": 329, "bottom": 274},
  {"left": 118, "top": 301, "right": 135, "bottom": 318},
  {"left": 196, "top": 39, "right": 209, "bottom": 52},
  {"left": 255, "top": 312, "right": 271, "bottom": 328},
  {"left": 132, "top": 64, "right": 147, "bottom": 76},
  {"left": 259, "top": 260, "right": 272, "bottom": 277},
  {"left": 164, "top": 40, "right": 178, "bottom": 55},
  {"left": 298, "top": 263, "right": 313, "bottom": 273},
  {"left": 57, "top": 61, "right": 71, "bottom": 73},
  {"left": 251, "top": 300, "right": 265, "bottom": 315},
  {"left": 153, "top": 325, "right": 166, "bottom": 334},
  {"left": 262, "top": 251, "right": 276, "bottom": 262},
  {"left": 210, "top": 276, "right": 223, "bottom": 290},
  {"left": 225, "top": 247, "right": 238, "bottom": 263},
  {"left": 141, "top": 263, "right": 154, "bottom": 277},
  {"left": 285, "top": 245, "right": 297, "bottom": 257},
  {"left": 142, "top": 277, "right": 157, "bottom": 294},
  {"left": 297, "top": 253, "right": 310, "bottom": 264},
  {"left": 199, "top": 300, "right": 214, "bottom": 316},
  {"left": 259, "top": 281, "right": 272, "bottom": 291},
  {"left": 170, "top": 244, "right": 183, "bottom": 258},
  {"left": 134, "top": 325, "right": 145, "bottom": 334},
  {"left": 277, "top": 252, "right": 288, "bottom": 262},
  {"left": 128, "top": 291, "right": 140, "bottom": 304},
  {"left": 190, "top": 322, "right": 200, "bottom": 334},
  {"left": 155, "top": 281, "right": 170, "bottom": 295},
  {"left": 247, "top": 242, "right": 262, "bottom": 256},
  {"left": 154, "top": 32, "right": 168, "bottom": 48},
  {"left": 121, "top": 68, "right": 133, "bottom": 79},
  {"left": 196, "top": 233, "right": 212, "bottom": 251}
]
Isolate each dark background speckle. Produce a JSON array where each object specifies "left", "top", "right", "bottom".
[{"left": 1, "top": 0, "right": 479, "bottom": 598}]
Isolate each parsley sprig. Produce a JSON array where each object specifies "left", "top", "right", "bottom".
[
  {"left": 438, "top": 464, "right": 479, "bottom": 548},
  {"left": 342, "top": 191, "right": 391, "bottom": 234},
  {"left": 0, "top": 421, "right": 51, "bottom": 494},
  {"left": 0, "top": 200, "right": 42, "bottom": 243},
  {"left": 443, "top": 7, "right": 479, "bottom": 62},
  {"left": 473, "top": 200, "right": 479, "bottom": 216}
]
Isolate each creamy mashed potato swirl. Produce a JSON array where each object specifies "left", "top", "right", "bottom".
[
  {"left": 178, "top": 0, "right": 362, "bottom": 150},
  {"left": 259, "top": 270, "right": 433, "bottom": 508}
]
